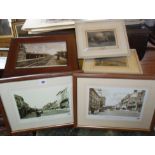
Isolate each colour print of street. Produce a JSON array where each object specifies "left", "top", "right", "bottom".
[{"left": 88, "top": 87, "right": 147, "bottom": 119}]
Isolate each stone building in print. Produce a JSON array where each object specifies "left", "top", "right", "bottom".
[
  {"left": 56, "top": 88, "right": 69, "bottom": 109},
  {"left": 89, "top": 88, "right": 106, "bottom": 114},
  {"left": 42, "top": 88, "right": 70, "bottom": 111},
  {"left": 14, "top": 94, "right": 33, "bottom": 118},
  {"left": 17, "top": 44, "right": 27, "bottom": 61},
  {"left": 118, "top": 90, "right": 146, "bottom": 112}
]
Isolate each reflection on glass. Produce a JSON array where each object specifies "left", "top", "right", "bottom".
[{"left": 0, "top": 19, "right": 12, "bottom": 36}]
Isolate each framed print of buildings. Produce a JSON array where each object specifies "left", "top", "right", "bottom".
[
  {"left": 3, "top": 33, "right": 78, "bottom": 77},
  {"left": 74, "top": 73, "right": 155, "bottom": 131},
  {"left": 0, "top": 72, "right": 155, "bottom": 134},
  {"left": 0, "top": 72, "right": 73, "bottom": 134}
]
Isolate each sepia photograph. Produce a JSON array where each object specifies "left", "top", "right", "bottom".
[
  {"left": 87, "top": 30, "right": 116, "bottom": 48},
  {"left": 88, "top": 87, "right": 147, "bottom": 120},
  {"left": 14, "top": 87, "right": 70, "bottom": 119},
  {"left": 95, "top": 56, "right": 127, "bottom": 67},
  {"left": 16, "top": 42, "right": 67, "bottom": 68}
]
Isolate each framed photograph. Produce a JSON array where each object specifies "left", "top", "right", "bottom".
[
  {"left": 0, "top": 73, "right": 74, "bottom": 134},
  {"left": 74, "top": 73, "right": 155, "bottom": 131},
  {"left": 12, "top": 22, "right": 29, "bottom": 37},
  {"left": 0, "top": 19, "right": 13, "bottom": 38},
  {"left": 0, "top": 19, "right": 13, "bottom": 48},
  {"left": 3, "top": 33, "right": 78, "bottom": 77},
  {"left": 82, "top": 49, "right": 143, "bottom": 74},
  {"left": 75, "top": 20, "right": 130, "bottom": 58}
]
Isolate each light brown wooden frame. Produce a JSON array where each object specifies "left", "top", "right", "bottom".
[
  {"left": 73, "top": 71, "right": 155, "bottom": 132},
  {"left": 12, "top": 21, "right": 28, "bottom": 38}
]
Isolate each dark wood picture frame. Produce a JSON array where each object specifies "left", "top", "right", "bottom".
[
  {"left": 0, "top": 72, "right": 74, "bottom": 135},
  {"left": 73, "top": 72, "right": 155, "bottom": 131},
  {"left": 3, "top": 33, "right": 78, "bottom": 77}
]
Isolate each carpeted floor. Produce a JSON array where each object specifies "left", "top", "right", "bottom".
[
  {"left": 0, "top": 126, "right": 155, "bottom": 136},
  {"left": 35, "top": 127, "right": 155, "bottom": 136}
]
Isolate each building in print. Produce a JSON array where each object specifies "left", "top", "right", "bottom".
[
  {"left": 117, "top": 90, "right": 146, "bottom": 112},
  {"left": 56, "top": 88, "right": 69, "bottom": 108},
  {"left": 89, "top": 88, "right": 106, "bottom": 114},
  {"left": 42, "top": 101, "right": 59, "bottom": 111},
  {"left": 43, "top": 88, "right": 69, "bottom": 110},
  {"left": 14, "top": 94, "right": 33, "bottom": 118},
  {"left": 18, "top": 44, "right": 47, "bottom": 61},
  {"left": 26, "top": 53, "right": 48, "bottom": 59},
  {"left": 17, "top": 44, "right": 27, "bottom": 61},
  {"left": 56, "top": 51, "right": 67, "bottom": 59},
  {"left": 16, "top": 44, "right": 52, "bottom": 67}
]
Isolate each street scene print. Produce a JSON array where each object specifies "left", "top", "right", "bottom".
[
  {"left": 95, "top": 57, "right": 127, "bottom": 67},
  {"left": 14, "top": 87, "right": 70, "bottom": 119},
  {"left": 87, "top": 30, "right": 116, "bottom": 48},
  {"left": 16, "top": 42, "right": 67, "bottom": 68},
  {"left": 88, "top": 87, "right": 147, "bottom": 119}
]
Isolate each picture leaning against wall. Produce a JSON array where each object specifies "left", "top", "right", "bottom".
[{"left": 0, "top": 74, "right": 73, "bottom": 132}]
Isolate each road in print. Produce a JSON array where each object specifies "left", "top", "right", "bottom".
[{"left": 14, "top": 87, "right": 70, "bottom": 119}]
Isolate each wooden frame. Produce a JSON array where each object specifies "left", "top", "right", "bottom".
[
  {"left": 75, "top": 20, "right": 130, "bottom": 58},
  {"left": 73, "top": 72, "right": 155, "bottom": 131},
  {"left": 0, "top": 72, "right": 74, "bottom": 135},
  {"left": 0, "top": 69, "right": 4, "bottom": 78},
  {"left": 0, "top": 48, "right": 8, "bottom": 78},
  {"left": 3, "top": 33, "right": 78, "bottom": 77},
  {"left": 12, "top": 21, "right": 29, "bottom": 37},
  {"left": 0, "top": 47, "right": 9, "bottom": 57},
  {"left": 82, "top": 49, "right": 143, "bottom": 74},
  {"left": 12, "top": 19, "right": 25, "bottom": 23},
  {"left": 0, "top": 57, "right": 7, "bottom": 70}
]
